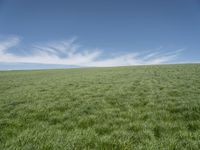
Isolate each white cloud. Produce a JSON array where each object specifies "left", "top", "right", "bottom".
[
  {"left": 0, "top": 36, "right": 183, "bottom": 67},
  {"left": 0, "top": 36, "right": 20, "bottom": 54}
]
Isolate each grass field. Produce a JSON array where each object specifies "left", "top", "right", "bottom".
[{"left": 0, "top": 64, "right": 200, "bottom": 149}]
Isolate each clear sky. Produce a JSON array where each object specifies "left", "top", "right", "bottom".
[{"left": 0, "top": 0, "right": 200, "bottom": 70}]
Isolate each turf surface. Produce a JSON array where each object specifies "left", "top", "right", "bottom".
[{"left": 0, "top": 64, "right": 200, "bottom": 149}]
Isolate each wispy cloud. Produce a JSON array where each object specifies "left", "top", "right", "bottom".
[
  {"left": 0, "top": 36, "right": 183, "bottom": 67},
  {"left": 0, "top": 36, "right": 20, "bottom": 54}
]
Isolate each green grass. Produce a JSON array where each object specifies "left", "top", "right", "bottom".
[{"left": 0, "top": 64, "right": 200, "bottom": 149}]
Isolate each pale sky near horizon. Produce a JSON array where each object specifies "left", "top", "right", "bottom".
[{"left": 0, "top": 0, "right": 200, "bottom": 70}]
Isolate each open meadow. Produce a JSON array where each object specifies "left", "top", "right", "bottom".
[{"left": 0, "top": 64, "right": 200, "bottom": 149}]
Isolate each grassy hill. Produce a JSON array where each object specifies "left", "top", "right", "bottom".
[{"left": 0, "top": 64, "right": 200, "bottom": 149}]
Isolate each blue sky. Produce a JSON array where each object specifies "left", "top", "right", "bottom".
[{"left": 0, "top": 0, "right": 200, "bottom": 70}]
